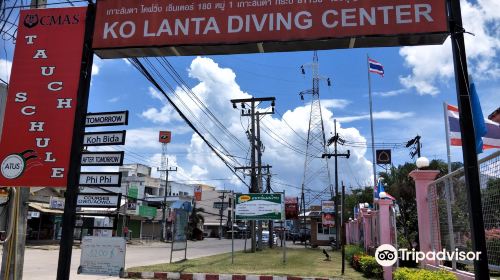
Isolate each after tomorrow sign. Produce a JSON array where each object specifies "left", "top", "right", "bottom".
[{"left": 92, "top": 0, "right": 449, "bottom": 58}]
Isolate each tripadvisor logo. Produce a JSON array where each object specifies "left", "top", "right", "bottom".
[
  {"left": 375, "top": 244, "right": 482, "bottom": 266},
  {"left": 375, "top": 244, "right": 398, "bottom": 266}
]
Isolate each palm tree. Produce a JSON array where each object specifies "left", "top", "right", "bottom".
[{"left": 188, "top": 207, "right": 205, "bottom": 240}]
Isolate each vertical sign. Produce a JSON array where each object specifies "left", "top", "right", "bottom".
[
  {"left": 194, "top": 185, "right": 202, "bottom": 201},
  {"left": 0, "top": 7, "right": 88, "bottom": 187},
  {"left": 159, "top": 131, "right": 171, "bottom": 143}
]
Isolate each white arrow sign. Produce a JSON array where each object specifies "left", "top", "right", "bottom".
[
  {"left": 85, "top": 111, "right": 129, "bottom": 127},
  {"left": 77, "top": 193, "right": 120, "bottom": 208},
  {"left": 83, "top": 131, "right": 126, "bottom": 146},
  {"left": 79, "top": 172, "right": 122, "bottom": 187},
  {"left": 81, "top": 151, "right": 124, "bottom": 166}
]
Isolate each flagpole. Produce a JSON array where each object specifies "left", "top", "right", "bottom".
[
  {"left": 443, "top": 102, "right": 452, "bottom": 174},
  {"left": 367, "top": 54, "right": 377, "bottom": 200}
]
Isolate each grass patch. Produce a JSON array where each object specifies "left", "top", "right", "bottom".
[{"left": 129, "top": 247, "right": 367, "bottom": 279}]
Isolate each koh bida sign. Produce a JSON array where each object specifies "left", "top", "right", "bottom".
[
  {"left": 0, "top": 7, "right": 88, "bottom": 187},
  {"left": 93, "top": 0, "right": 449, "bottom": 58}
]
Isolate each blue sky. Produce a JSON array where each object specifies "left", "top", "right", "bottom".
[{"left": 0, "top": 0, "right": 499, "bottom": 201}]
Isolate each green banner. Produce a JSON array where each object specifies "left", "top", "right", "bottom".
[
  {"left": 235, "top": 193, "right": 283, "bottom": 220},
  {"left": 128, "top": 186, "right": 138, "bottom": 199},
  {"left": 139, "top": 205, "right": 156, "bottom": 219}
]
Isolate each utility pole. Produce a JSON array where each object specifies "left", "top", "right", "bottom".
[
  {"left": 231, "top": 97, "right": 275, "bottom": 252},
  {"left": 324, "top": 124, "right": 350, "bottom": 250},
  {"left": 406, "top": 135, "right": 421, "bottom": 159},
  {"left": 159, "top": 163, "right": 177, "bottom": 242},
  {"left": 264, "top": 166, "right": 274, "bottom": 248},
  {"left": 341, "top": 181, "right": 346, "bottom": 275},
  {"left": 218, "top": 190, "right": 231, "bottom": 240}
]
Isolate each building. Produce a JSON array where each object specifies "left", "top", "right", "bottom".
[
  {"left": 193, "top": 184, "right": 234, "bottom": 238},
  {"left": 116, "top": 164, "right": 194, "bottom": 240}
]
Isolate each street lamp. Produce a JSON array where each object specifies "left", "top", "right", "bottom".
[
  {"left": 379, "top": 191, "right": 387, "bottom": 199},
  {"left": 416, "top": 156, "right": 430, "bottom": 169}
]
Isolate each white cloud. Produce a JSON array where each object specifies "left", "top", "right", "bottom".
[
  {"left": 373, "top": 88, "right": 408, "bottom": 97},
  {"left": 320, "top": 99, "right": 351, "bottom": 109},
  {"left": 399, "top": 0, "right": 500, "bottom": 95},
  {"left": 0, "top": 59, "right": 12, "bottom": 83},
  {"left": 108, "top": 97, "right": 120, "bottom": 103},
  {"left": 141, "top": 87, "right": 183, "bottom": 123},
  {"left": 336, "top": 111, "right": 415, "bottom": 123},
  {"left": 92, "top": 55, "right": 102, "bottom": 76},
  {"left": 136, "top": 57, "right": 375, "bottom": 196}
]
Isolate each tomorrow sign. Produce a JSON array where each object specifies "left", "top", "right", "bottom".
[{"left": 93, "top": 0, "right": 449, "bottom": 58}]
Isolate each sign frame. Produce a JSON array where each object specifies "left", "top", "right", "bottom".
[
  {"left": 80, "top": 151, "right": 124, "bottom": 166},
  {"left": 78, "top": 236, "right": 126, "bottom": 277},
  {"left": 235, "top": 193, "right": 283, "bottom": 220},
  {"left": 76, "top": 193, "right": 121, "bottom": 208},
  {"left": 79, "top": 172, "right": 122, "bottom": 187},
  {"left": 82, "top": 130, "right": 126, "bottom": 146}
]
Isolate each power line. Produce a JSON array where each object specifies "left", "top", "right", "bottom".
[{"left": 128, "top": 58, "right": 249, "bottom": 188}]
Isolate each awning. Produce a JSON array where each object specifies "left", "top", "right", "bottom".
[{"left": 29, "top": 202, "right": 63, "bottom": 214}]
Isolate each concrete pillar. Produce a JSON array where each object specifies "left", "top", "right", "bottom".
[
  {"left": 362, "top": 210, "right": 373, "bottom": 251},
  {"left": 409, "top": 170, "right": 440, "bottom": 267},
  {"left": 377, "top": 199, "right": 394, "bottom": 280}
]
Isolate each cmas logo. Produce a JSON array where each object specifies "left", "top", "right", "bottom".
[
  {"left": 23, "top": 13, "right": 80, "bottom": 29},
  {"left": 24, "top": 14, "right": 39, "bottom": 28}
]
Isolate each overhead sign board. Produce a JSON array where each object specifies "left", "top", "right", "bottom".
[
  {"left": 321, "top": 200, "right": 335, "bottom": 213},
  {"left": 77, "top": 193, "right": 121, "bottom": 208},
  {"left": 79, "top": 172, "right": 122, "bottom": 187},
  {"left": 139, "top": 205, "right": 157, "bottom": 219},
  {"left": 93, "top": 0, "right": 449, "bottom": 58},
  {"left": 159, "top": 131, "right": 171, "bottom": 144},
  {"left": 79, "top": 236, "right": 126, "bottom": 276},
  {"left": 85, "top": 111, "right": 129, "bottom": 127},
  {"left": 322, "top": 213, "right": 335, "bottom": 226},
  {"left": 376, "top": 149, "right": 392, "bottom": 165},
  {"left": 0, "top": 7, "right": 88, "bottom": 187},
  {"left": 81, "top": 151, "right": 124, "bottom": 166},
  {"left": 235, "top": 193, "right": 283, "bottom": 220},
  {"left": 83, "top": 131, "right": 126, "bottom": 146}
]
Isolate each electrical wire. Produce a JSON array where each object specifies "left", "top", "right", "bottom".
[{"left": 128, "top": 58, "right": 249, "bottom": 188}]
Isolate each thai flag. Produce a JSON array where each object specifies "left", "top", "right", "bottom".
[
  {"left": 446, "top": 104, "right": 500, "bottom": 151},
  {"left": 368, "top": 58, "right": 384, "bottom": 77}
]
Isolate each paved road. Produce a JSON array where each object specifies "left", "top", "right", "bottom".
[{"left": 5, "top": 238, "right": 250, "bottom": 280}]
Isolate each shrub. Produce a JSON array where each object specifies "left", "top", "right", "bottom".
[
  {"left": 393, "top": 267, "right": 457, "bottom": 280},
  {"left": 359, "top": 255, "right": 383, "bottom": 278},
  {"left": 345, "top": 245, "right": 364, "bottom": 263},
  {"left": 352, "top": 253, "right": 364, "bottom": 272}
]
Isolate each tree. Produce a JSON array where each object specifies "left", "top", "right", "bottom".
[
  {"left": 187, "top": 207, "right": 205, "bottom": 240},
  {"left": 379, "top": 159, "right": 462, "bottom": 249},
  {"left": 344, "top": 186, "right": 374, "bottom": 220}
]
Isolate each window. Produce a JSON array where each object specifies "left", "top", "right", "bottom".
[
  {"left": 144, "top": 187, "right": 153, "bottom": 195},
  {"left": 317, "top": 222, "right": 331, "bottom": 235}
]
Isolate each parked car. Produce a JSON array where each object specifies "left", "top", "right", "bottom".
[
  {"left": 290, "top": 228, "right": 311, "bottom": 244},
  {"left": 258, "top": 230, "right": 277, "bottom": 244}
]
